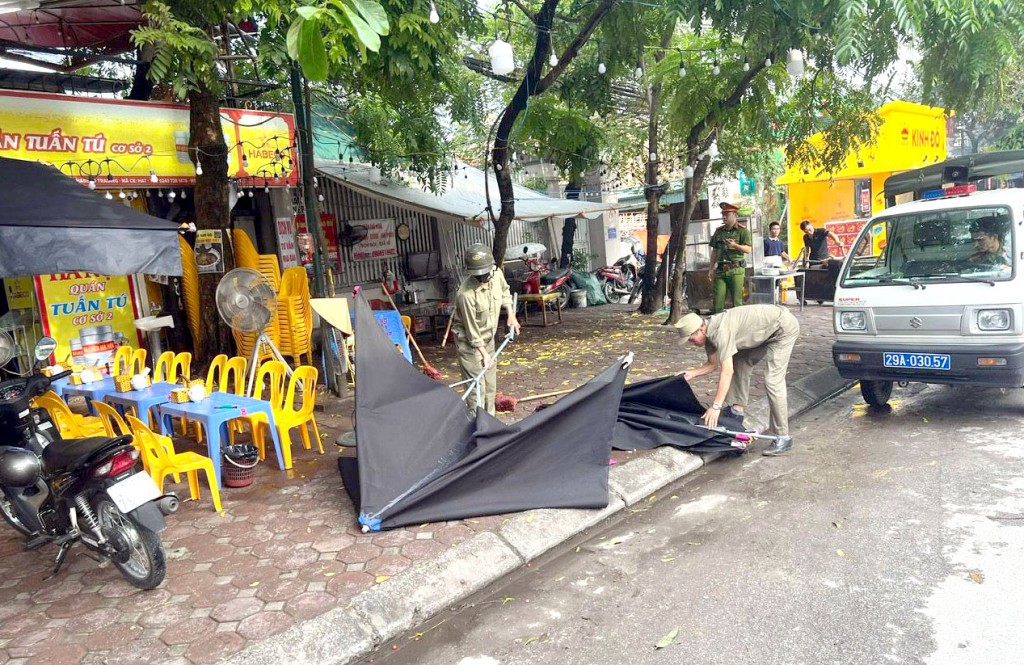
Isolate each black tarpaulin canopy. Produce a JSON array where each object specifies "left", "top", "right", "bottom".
[
  {"left": 0, "top": 157, "right": 182, "bottom": 277},
  {"left": 343, "top": 292, "right": 627, "bottom": 531}
]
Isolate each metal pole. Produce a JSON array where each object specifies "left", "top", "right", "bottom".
[{"left": 288, "top": 63, "right": 327, "bottom": 298}]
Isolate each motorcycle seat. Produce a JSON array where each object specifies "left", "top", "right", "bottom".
[
  {"left": 42, "top": 435, "right": 132, "bottom": 473},
  {"left": 540, "top": 267, "right": 569, "bottom": 284}
]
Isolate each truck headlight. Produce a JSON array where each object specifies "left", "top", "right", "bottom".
[
  {"left": 978, "top": 309, "right": 1011, "bottom": 331},
  {"left": 840, "top": 311, "right": 866, "bottom": 331}
]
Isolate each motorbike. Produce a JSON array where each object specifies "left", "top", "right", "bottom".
[
  {"left": 595, "top": 243, "right": 645, "bottom": 304},
  {"left": 0, "top": 337, "right": 178, "bottom": 589},
  {"left": 520, "top": 253, "right": 574, "bottom": 310}
]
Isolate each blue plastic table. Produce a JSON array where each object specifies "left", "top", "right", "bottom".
[
  {"left": 156, "top": 391, "right": 284, "bottom": 488},
  {"left": 50, "top": 376, "right": 71, "bottom": 398},
  {"left": 103, "top": 382, "right": 180, "bottom": 426},
  {"left": 61, "top": 377, "right": 117, "bottom": 415}
]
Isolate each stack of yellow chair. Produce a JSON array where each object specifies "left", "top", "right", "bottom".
[
  {"left": 179, "top": 237, "right": 202, "bottom": 348},
  {"left": 277, "top": 266, "right": 314, "bottom": 366},
  {"left": 231, "top": 230, "right": 283, "bottom": 362}
]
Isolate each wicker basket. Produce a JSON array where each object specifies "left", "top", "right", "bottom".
[
  {"left": 170, "top": 388, "right": 190, "bottom": 403},
  {"left": 114, "top": 375, "right": 133, "bottom": 392}
]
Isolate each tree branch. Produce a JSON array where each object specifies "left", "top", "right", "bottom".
[
  {"left": 508, "top": 0, "right": 537, "bottom": 23},
  {"left": 536, "top": 0, "right": 617, "bottom": 95},
  {"left": 687, "top": 49, "right": 774, "bottom": 147}
]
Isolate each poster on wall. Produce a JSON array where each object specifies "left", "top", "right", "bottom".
[
  {"left": 352, "top": 218, "right": 398, "bottom": 262},
  {"left": 4, "top": 276, "right": 34, "bottom": 310},
  {"left": 275, "top": 216, "right": 299, "bottom": 268},
  {"left": 825, "top": 220, "right": 868, "bottom": 258},
  {"left": 33, "top": 273, "right": 142, "bottom": 371},
  {"left": 295, "top": 213, "right": 341, "bottom": 270},
  {"left": 195, "top": 230, "right": 225, "bottom": 274}
]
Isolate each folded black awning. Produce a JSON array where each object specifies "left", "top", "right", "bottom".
[{"left": 0, "top": 157, "right": 182, "bottom": 277}]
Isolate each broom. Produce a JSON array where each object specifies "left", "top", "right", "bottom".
[{"left": 381, "top": 284, "right": 443, "bottom": 381}]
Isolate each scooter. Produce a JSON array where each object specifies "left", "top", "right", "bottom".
[
  {"left": 520, "top": 252, "right": 573, "bottom": 311},
  {"left": 0, "top": 337, "right": 178, "bottom": 589},
  {"left": 594, "top": 246, "right": 645, "bottom": 304}
]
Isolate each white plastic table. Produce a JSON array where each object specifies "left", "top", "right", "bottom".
[{"left": 749, "top": 271, "right": 805, "bottom": 311}]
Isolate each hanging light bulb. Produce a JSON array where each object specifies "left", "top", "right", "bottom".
[
  {"left": 264, "top": 185, "right": 270, "bottom": 193},
  {"left": 167, "top": 190, "right": 176, "bottom": 201},
  {"left": 712, "top": 60, "right": 721, "bottom": 76},
  {"left": 313, "top": 176, "right": 318, "bottom": 188},
  {"left": 678, "top": 63, "right": 686, "bottom": 78},
  {"left": 786, "top": 49, "right": 805, "bottom": 78},
  {"left": 708, "top": 141, "right": 720, "bottom": 159},
  {"left": 195, "top": 160, "right": 203, "bottom": 176},
  {"left": 598, "top": 62, "right": 607, "bottom": 75},
  {"left": 87, "top": 177, "right": 96, "bottom": 190},
  {"left": 149, "top": 167, "right": 158, "bottom": 183},
  {"left": 368, "top": 167, "right": 382, "bottom": 184},
  {"left": 180, "top": 190, "right": 187, "bottom": 199},
  {"left": 247, "top": 189, "right": 254, "bottom": 197},
  {"left": 429, "top": 1, "right": 439, "bottom": 23},
  {"left": 118, "top": 190, "right": 126, "bottom": 199},
  {"left": 742, "top": 57, "right": 750, "bottom": 72},
  {"left": 549, "top": 51, "right": 558, "bottom": 67},
  {"left": 683, "top": 165, "right": 695, "bottom": 179},
  {"left": 104, "top": 191, "right": 113, "bottom": 200},
  {"left": 241, "top": 153, "right": 248, "bottom": 167},
  {"left": 318, "top": 193, "right": 325, "bottom": 202},
  {"left": 649, "top": 151, "right": 657, "bottom": 161},
  {"left": 634, "top": 61, "right": 643, "bottom": 78},
  {"left": 765, "top": 56, "right": 772, "bottom": 67},
  {"left": 488, "top": 38, "right": 515, "bottom": 76},
  {"left": 157, "top": 189, "right": 164, "bottom": 198}
]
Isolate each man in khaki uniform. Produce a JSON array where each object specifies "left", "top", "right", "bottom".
[
  {"left": 452, "top": 243, "right": 521, "bottom": 415},
  {"left": 708, "top": 202, "right": 752, "bottom": 313},
  {"left": 675, "top": 304, "right": 799, "bottom": 455}
]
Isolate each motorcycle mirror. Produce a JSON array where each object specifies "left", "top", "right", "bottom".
[{"left": 34, "top": 336, "right": 57, "bottom": 362}]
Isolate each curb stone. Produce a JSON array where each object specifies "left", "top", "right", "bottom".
[{"left": 225, "top": 364, "right": 854, "bottom": 665}]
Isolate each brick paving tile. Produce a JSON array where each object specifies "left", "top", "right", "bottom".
[
  {"left": 236, "top": 611, "right": 295, "bottom": 641},
  {"left": 82, "top": 622, "right": 144, "bottom": 651},
  {"left": 399, "top": 538, "right": 447, "bottom": 560},
  {"left": 369, "top": 529, "right": 415, "bottom": 548},
  {"left": 210, "top": 597, "right": 264, "bottom": 623},
  {"left": 185, "top": 542, "right": 235, "bottom": 564},
  {"left": 431, "top": 524, "right": 474, "bottom": 546},
  {"left": 165, "top": 570, "right": 219, "bottom": 597},
  {"left": 253, "top": 577, "right": 306, "bottom": 603},
  {"left": 0, "top": 602, "right": 29, "bottom": 624},
  {"left": 297, "top": 560, "right": 348, "bottom": 583},
  {"left": 29, "top": 579, "right": 83, "bottom": 604},
  {"left": 7, "top": 628, "right": 57, "bottom": 649},
  {"left": 363, "top": 554, "right": 412, "bottom": 578},
  {"left": 311, "top": 532, "right": 357, "bottom": 553},
  {"left": 186, "top": 631, "right": 247, "bottom": 664},
  {"left": 137, "top": 603, "right": 193, "bottom": 630},
  {"left": 283, "top": 591, "right": 337, "bottom": 621},
  {"left": 159, "top": 616, "right": 217, "bottom": 646},
  {"left": 208, "top": 553, "right": 261, "bottom": 577},
  {"left": 24, "top": 644, "right": 87, "bottom": 665},
  {"left": 228, "top": 565, "right": 281, "bottom": 590},
  {"left": 100, "top": 639, "right": 173, "bottom": 665},
  {"left": 0, "top": 613, "right": 45, "bottom": 639},
  {"left": 186, "top": 580, "right": 238, "bottom": 610},
  {"left": 325, "top": 571, "right": 376, "bottom": 600},
  {"left": 335, "top": 542, "right": 382, "bottom": 565},
  {"left": 110, "top": 589, "right": 173, "bottom": 614}
]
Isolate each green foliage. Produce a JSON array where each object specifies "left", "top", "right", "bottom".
[
  {"left": 279, "top": 0, "right": 391, "bottom": 80},
  {"left": 520, "top": 176, "right": 550, "bottom": 193},
  {"left": 515, "top": 97, "right": 605, "bottom": 179},
  {"left": 132, "top": 1, "right": 222, "bottom": 97},
  {"left": 569, "top": 248, "right": 596, "bottom": 272}
]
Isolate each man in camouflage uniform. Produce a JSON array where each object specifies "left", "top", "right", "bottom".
[
  {"left": 708, "top": 202, "right": 752, "bottom": 313},
  {"left": 452, "top": 243, "right": 521, "bottom": 415}
]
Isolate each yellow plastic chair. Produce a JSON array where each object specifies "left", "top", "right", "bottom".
[
  {"left": 205, "top": 354, "right": 228, "bottom": 393},
  {"left": 153, "top": 351, "right": 175, "bottom": 383},
  {"left": 126, "top": 416, "right": 222, "bottom": 513},
  {"left": 235, "top": 361, "right": 286, "bottom": 456},
  {"left": 112, "top": 346, "right": 133, "bottom": 376},
  {"left": 129, "top": 348, "right": 148, "bottom": 376},
  {"left": 172, "top": 352, "right": 192, "bottom": 382},
  {"left": 268, "top": 365, "right": 323, "bottom": 469},
  {"left": 92, "top": 400, "right": 131, "bottom": 437},
  {"left": 33, "top": 392, "right": 105, "bottom": 438},
  {"left": 223, "top": 356, "right": 247, "bottom": 395}
]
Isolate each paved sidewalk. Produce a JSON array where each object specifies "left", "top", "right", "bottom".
[{"left": 0, "top": 301, "right": 841, "bottom": 665}]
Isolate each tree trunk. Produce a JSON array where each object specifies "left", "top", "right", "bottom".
[
  {"left": 559, "top": 178, "right": 581, "bottom": 268},
  {"left": 127, "top": 45, "right": 155, "bottom": 101},
  {"left": 490, "top": 0, "right": 616, "bottom": 264},
  {"left": 639, "top": 23, "right": 673, "bottom": 314},
  {"left": 189, "top": 81, "right": 235, "bottom": 365},
  {"left": 667, "top": 148, "right": 711, "bottom": 324}
]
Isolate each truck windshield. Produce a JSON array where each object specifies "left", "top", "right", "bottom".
[{"left": 840, "top": 205, "right": 1014, "bottom": 287}]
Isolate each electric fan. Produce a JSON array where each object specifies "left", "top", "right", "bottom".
[
  {"left": 215, "top": 268, "right": 294, "bottom": 392},
  {"left": 0, "top": 329, "right": 15, "bottom": 369},
  {"left": 337, "top": 220, "right": 368, "bottom": 247}
]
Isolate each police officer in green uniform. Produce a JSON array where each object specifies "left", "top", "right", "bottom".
[
  {"left": 452, "top": 243, "right": 521, "bottom": 415},
  {"left": 708, "top": 202, "right": 752, "bottom": 314}
]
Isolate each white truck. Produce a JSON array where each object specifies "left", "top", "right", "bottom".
[{"left": 832, "top": 157, "right": 1024, "bottom": 406}]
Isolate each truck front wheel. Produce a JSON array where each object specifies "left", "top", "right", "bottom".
[{"left": 860, "top": 380, "right": 893, "bottom": 407}]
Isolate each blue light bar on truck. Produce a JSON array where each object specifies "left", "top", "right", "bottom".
[{"left": 921, "top": 183, "right": 977, "bottom": 200}]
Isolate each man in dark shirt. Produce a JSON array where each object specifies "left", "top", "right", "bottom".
[
  {"left": 762, "top": 222, "right": 789, "bottom": 263},
  {"left": 795, "top": 220, "right": 845, "bottom": 265}
]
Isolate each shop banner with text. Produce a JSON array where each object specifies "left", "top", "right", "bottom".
[
  {"left": 34, "top": 273, "right": 142, "bottom": 371},
  {"left": 352, "top": 219, "right": 398, "bottom": 262},
  {"left": 0, "top": 90, "right": 296, "bottom": 188},
  {"left": 295, "top": 213, "right": 341, "bottom": 270}
]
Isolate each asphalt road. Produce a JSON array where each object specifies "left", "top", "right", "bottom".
[{"left": 364, "top": 382, "right": 1024, "bottom": 665}]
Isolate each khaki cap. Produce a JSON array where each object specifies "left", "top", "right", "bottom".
[{"left": 674, "top": 313, "right": 704, "bottom": 337}]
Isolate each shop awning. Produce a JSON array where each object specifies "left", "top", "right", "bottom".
[
  {"left": 0, "top": 157, "right": 182, "bottom": 277},
  {"left": 316, "top": 160, "right": 617, "bottom": 224},
  {"left": 883, "top": 150, "right": 1024, "bottom": 197}
]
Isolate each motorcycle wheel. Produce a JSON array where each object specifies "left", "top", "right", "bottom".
[
  {"left": 554, "top": 284, "right": 571, "bottom": 311},
  {"left": 95, "top": 499, "right": 166, "bottom": 590},
  {"left": 0, "top": 493, "right": 33, "bottom": 537},
  {"left": 602, "top": 279, "right": 618, "bottom": 304}
]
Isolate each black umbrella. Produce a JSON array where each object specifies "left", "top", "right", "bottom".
[{"left": 0, "top": 157, "right": 182, "bottom": 277}]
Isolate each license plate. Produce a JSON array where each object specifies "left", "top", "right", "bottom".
[
  {"left": 883, "top": 352, "right": 951, "bottom": 371},
  {"left": 106, "top": 472, "right": 161, "bottom": 514}
]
